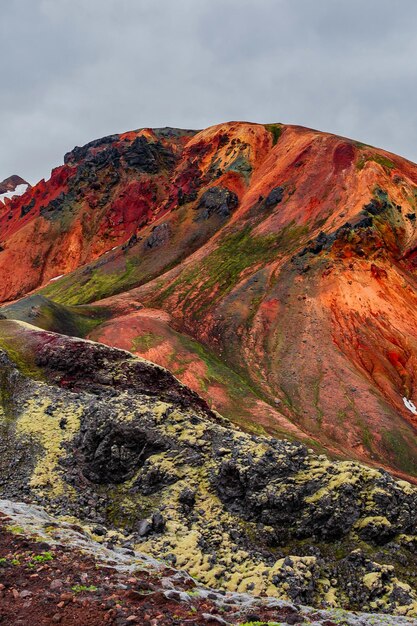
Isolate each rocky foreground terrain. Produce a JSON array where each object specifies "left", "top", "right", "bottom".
[
  {"left": 2, "top": 121, "right": 417, "bottom": 622},
  {"left": 0, "top": 499, "right": 416, "bottom": 626}
]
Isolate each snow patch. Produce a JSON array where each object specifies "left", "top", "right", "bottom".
[
  {"left": 49, "top": 274, "right": 64, "bottom": 282},
  {"left": 0, "top": 183, "right": 29, "bottom": 204},
  {"left": 402, "top": 397, "right": 417, "bottom": 415}
]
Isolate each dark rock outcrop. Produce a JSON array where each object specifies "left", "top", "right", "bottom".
[
  {"left": 123, "top": 137, "right": 176, "bottom": 174},
  {"left": 265, "top": 186, "right": 284, "bottom": 207},
  {"left": 195, "top": 186, "right": 239, "bottom": 220},
  {"left": 64, "top": 135, "right": 120, "bottom": 165},
  {"left": 145, "top": 223, "right": 171, "bottom": 249}
]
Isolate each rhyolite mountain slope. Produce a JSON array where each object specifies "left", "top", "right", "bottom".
[
  {"left": 2, "top": 122, "right": 417, "bottom": 481},
  {"left": 2, "top": 320, "right": 417, "bottom": 617}
]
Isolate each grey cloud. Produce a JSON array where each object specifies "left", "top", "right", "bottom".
[{"left": 1, "top": 0, "right": 417, "bottom": 183}]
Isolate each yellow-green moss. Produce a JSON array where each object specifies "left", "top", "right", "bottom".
[
  {"left": 0, "top": 320, "right": 43, "bottom": 378},
  {"left": 355, "top": 516, "right": 391, "bottom": 530},
  {"left": 16, "top": 395, "right": 82, "bottom": 496}
]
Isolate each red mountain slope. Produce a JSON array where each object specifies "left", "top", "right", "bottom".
[{"left": 3, "top": 121, "right": 417, "bottom": 479}]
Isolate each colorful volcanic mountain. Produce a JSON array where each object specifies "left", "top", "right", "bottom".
[{"left": 2, "top": 122, "right": 417, "bottom": 479}]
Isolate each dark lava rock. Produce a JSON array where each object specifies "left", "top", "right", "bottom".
[
  {"left": 123, "top": 137, "right": 176, "bottom": 174},
  {"left": 75, "top": 413, "right": 168, "bottom": 484},
  {"left": 40, "top": 190, "right": 78, "bottom": 220},
  {"left": 195, "top": 186, "right": 238, "bottom": 220},
  {"left": 20, "top": 198, "right": 35, "bottom": 218},
  {"left": 179, "top": 488, "right": 196, "bottom": 506},
  {"left": 299, "top": 215, "right": 373, "bottom": 258},
  {"left": 363, "top": 198, "right": 386, "bottom": 216},
  {"left": 152, "top": 511, "right": 165, "bottom": 532},
  {"left": 32, "top": 334, "right": 215, "bottom": 415},
  {"left": 136, "top": 519, "right": 153, "bottom": 537},
  {"left": 265, "top": 186, "right": 284, "bottom": 207},
  {"left": 177, "top": 188, "right": 198, "bottom": 205},
  {"left": 86, "top": 146, "right": 120, "bottom": 170},
  {"left": 135, "top": 457, "right": 179, "bottom": 495},
  {"left": 92, "top": 525, "right": 107, "bottom": 536},
  {"left": 64, "top": 134, "right": 119, "bottom": 164},
  {"left": 145, "top": 223, "right": 171, "bottom": 249},
  {"left": 284, "top": 614, "right": 303, "bottom": 625},
  {"left": 122, "top": 233, "right": 138, "bottom": 250},
  {"left": 135, "top": 512, "right": 165, "bottom": 537}
]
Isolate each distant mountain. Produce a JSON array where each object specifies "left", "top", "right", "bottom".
[{"left": 0, "top": 174, "right": 30, "bottom": 203}]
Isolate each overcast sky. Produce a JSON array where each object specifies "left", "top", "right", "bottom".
[{"left": 2, "top": 0, "right": 417, "bottom": 183}]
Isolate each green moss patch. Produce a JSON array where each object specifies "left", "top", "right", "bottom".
[
  {"left": 42, "top": 258, "right": 140, "bottom": 306},
  {"left": 264, "top": 123, "right": 283, "bottom": 145},
  {"left": 357, "top": 154, "right": 395, "bottom": 171},
  {"left": 1, "top": 295, "right": 110, "bottom": 338},
  {"left": 151, "top": 222, "right": 308, "bottom": 313}
]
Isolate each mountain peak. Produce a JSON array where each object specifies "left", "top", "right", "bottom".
[{"left": 0, "top": 174, "right": 30, "bottom": 204}]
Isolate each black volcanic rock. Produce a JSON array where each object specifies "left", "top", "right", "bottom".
[
  {"left": 265, "top": 186, "right": 284, "bottom": 207},
  {"left": 195, "top": 186, "right": 239, "bottom": 220},
  {"left": 123, "top": 136, "right": 176, "bottom": 173}
]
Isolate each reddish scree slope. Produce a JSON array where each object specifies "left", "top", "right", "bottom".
[{"left": 3, "top": 121, "right": 417, "bottom": 479}]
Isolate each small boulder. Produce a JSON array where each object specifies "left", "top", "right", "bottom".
[
  {"left": 50, "top": 579, "right": 64, "bottom": 591},
  {"left": 136, "top": 519, "right": 153, "bottom": 537},
  {"left": 145, "top": 223, "right": 171, "bottom": 249},
  {"left": 265, "top": 186, "right": 284, "bottom": 207},
  {"left": 152, "top": 511, "right": 165, "bottom": 533}
]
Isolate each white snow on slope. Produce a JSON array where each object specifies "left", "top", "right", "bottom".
[{"left": 403, "top": 396, "right": 417, "bottom": 415}]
